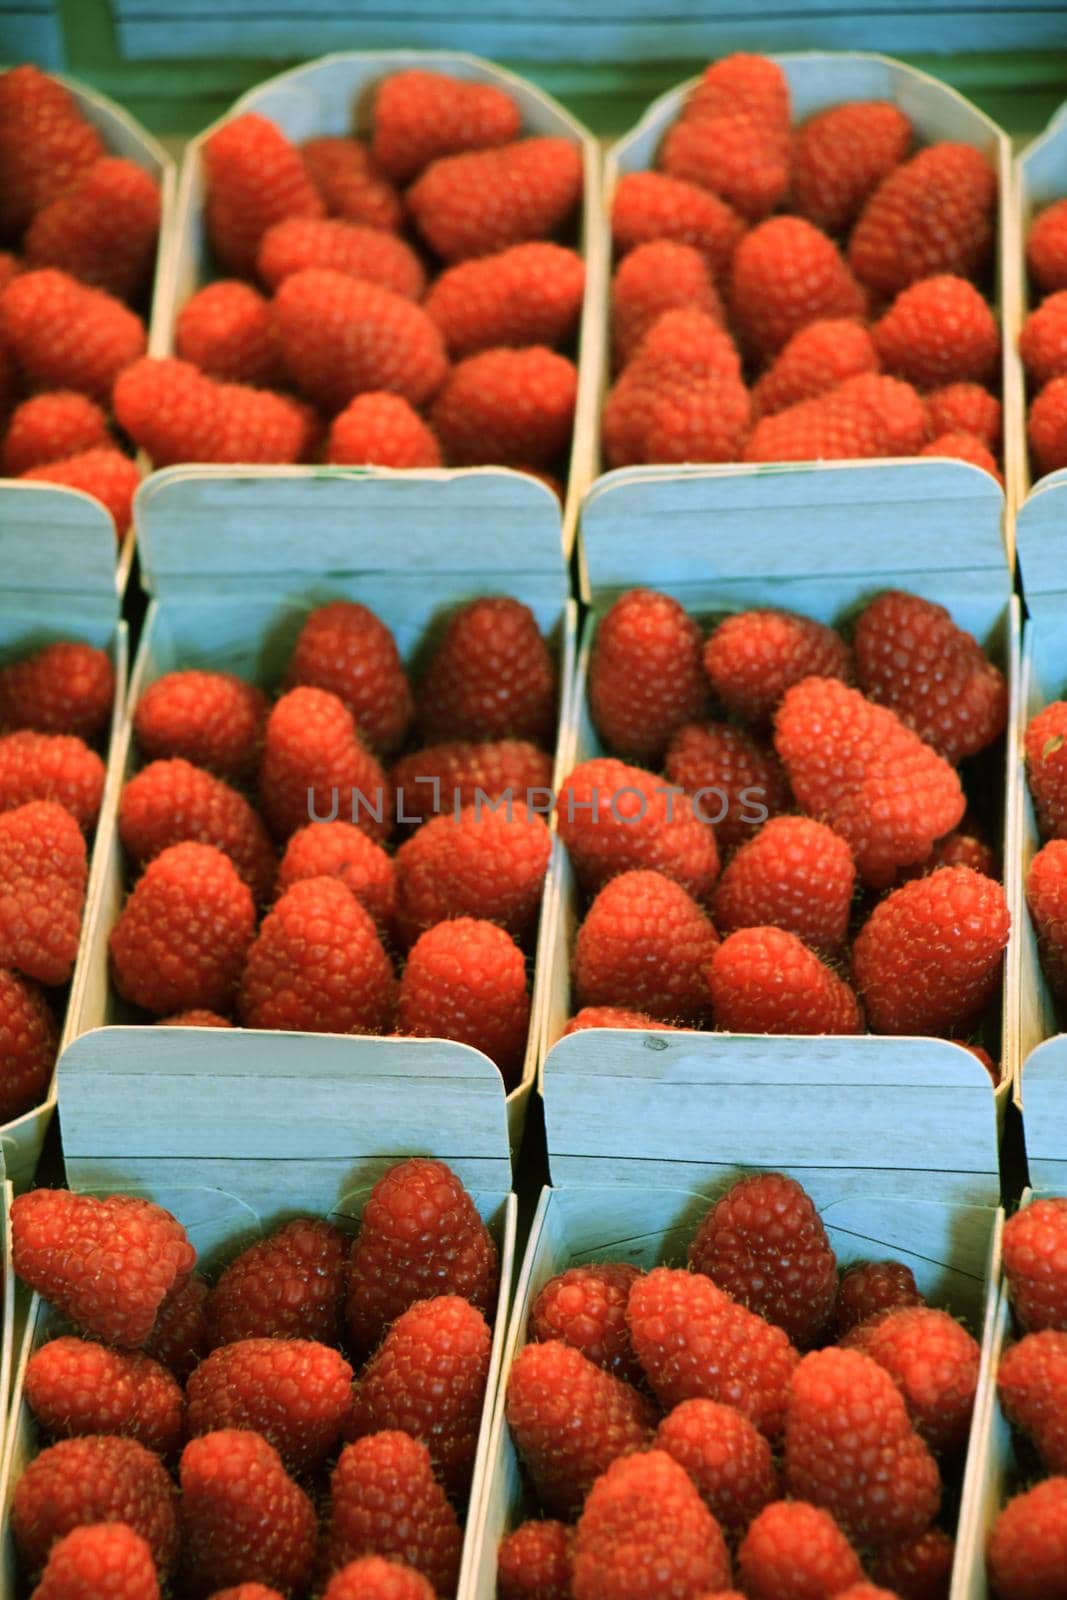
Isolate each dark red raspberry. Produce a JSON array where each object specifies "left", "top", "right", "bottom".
[
  {"left": 0, "top": 640, "right": 113, "bottom": 741},
  {"left": 397, "top": 916, "right": 530, "bottom": 1080},
  {"left": 709, "top": 927, "right": 863, "bottom": 1036},
  {"left": 25, "top": 1337, "right": 183, "bottom": 1455},
  {"left": 738, "top": 1500, "right": 864, "bottom": 1600},
  {"left": 834, "top": 1260, "right": 924, "bottom": 1337},
  {"left": 665, "top": 722, "right": 788, "bottom": 853},
  {"left": 997, "top": 1329, "right": 1067, "bottom": 1472},
  {"left": 704, "top": 610, "right": 850, "bottom": 726},
  {"left": 144, "top": 1271, "right": 209, "bottom": 1381},
  {"left": 179, "top": 1429, "right": 317, "bottom": 1597},
  {"left": 119, "top": 759, "right": 276, "bottom": 904},
  {"left": 12, "top": 1436, "right": 178, "bottom": 1578},
  {"left": 655, "top": 1397, "right": 778, "bottom": 1536},
  {"left": 258, "top": 686, "right": 391, "bottom": 844},
  {"left": 589, "top": 589, "right": 709, "bottom": 764},
  {"left": 0, "top": 965, "right": 56, "bottom": 1120},
  {"left": 0, "top": 800, "right": 86, "bottom": 985},
  {"left": 557, "top": 758, "right": 719, "bottom": 899},
  {"left": 530, "top": 1262, "right": 642, "bottom": 1383},
  {"left": 712, "top": 816, "right": 855, "bottom": 954},
  {"left": 206, "top": 1216, "right": 347, "bottom": 1348},
  {"left": 1026, "top": 701, "right": 1067, "bottom": 838},
  {"left": 498, "top": 1521, "right": 572, "bottom": 1600},
  {"left": 988, "top": 1479, "right": 1067, "bottom": 1600},
  {"left": 0, "top": 729, "right": 104, "bottom": 829},
  {"left": 323, "top": 1431, "right": 462, "bottom": 1596},
  {"left": 390, "top": 740, "right": 553, "bottom": 825},
  {"left": 30, "top": 1522, "right": 161, "bottom": 1600},
  {"left": 285, "top": 601, "right": 412, "bottom": 756},
  {"left": 575, "top": 869, "right": 719, "bottom": 1027},
  {"left": 187, "top": 1337, "right": 352, "bottom": 1474},
  {"left": 415, "top": 597, "right": 556, "bottom": 747},
  {"left": 1003, "top": 1198, "right": 1067, "bottom": 1332},
  {"left": 134, "top": 670, "right": 268, "bottom": 782},
  {"left": 844, "top": 1306, "right": 980, "bottom": 1456},
  {"left": 872, "top": 1528, "right": 955, "bottom": 1600},
  {"left": 395, "top": 805, "right": 550, "bottom": 946}
]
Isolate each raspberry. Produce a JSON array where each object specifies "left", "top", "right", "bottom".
[
  {"left": 498, "top": 1521, "right": 572, "bottom": 1600},
  {"left": 285, "top": 600, "right": 412, "bottom": 756},
  {"left": 575, "top": 870, "right": 718, "bottom": 1026},
  {"left": 834, "top": 1261, "right": 924, "bottom": 1337},
  {"left": 258, "top": 216, "right": 425, "bottom": 299},
  {"left": 110, "top": 841, "right": 254, "bottom": 1015},
  {"left": 208, "top": 1590, "right": 286, "bottom": 1600},
  {"left": 1025, "top": 702, "right": 1067, "bottom": 839},
  {"left": 603, "top": 355, "right": 749, "bottom": 466},
  {"left": 425, "top": 241, "right": 584, "bottom": 358},
  {"left": 180, "top": 1429, "right": 317, "bottom": 1597},
  {"left": 530, "top": 1263, "right": 642, "bottom": 1382},
  {"left": 144, "top": 1272, "right": 209, "bottom": 1381},
  {"left": 751, "top": 320, "right": 879, "bottom": 419},
  {"left": 397, "top": 916, "right": 530, "bottom": 1079},
  {"left": 391, "top": 739, "right": 552, "bottom": 825},
  {"left": 921, "top": 430, "right": 1001, "bottom": 478},
  {"left": 349, "top": 1294, "right": 491, "bottom": 1495},
  {"left": 785, "top": 1347, "right": 940, "bottom": 1546},
  {"left": 505, "top": 1340, "right": 656, "bottom": 1516},
  {"left": 874, "top": 275, "right": 999, "bottom": 389},
  {"left": 558, "top": 758, "right": 718, "bottom": 898},
  {"left": 871, "top": 1529, "right": 955, "bottom": 1600},
  {"left": 0, "top": 66, "right": 104, "bottom": 238},
  {"left": 705, "top": 610, "right": 850, "bottom": 726},
  {"left": 665, "top": 722, "right": 788, "bottom": 853},
  {"left": 998, "top": 1329, "right": 1067, "bottom": 1471},
  {"left": 689, "top": 1173, "right": 837, "bottom": 1347},
  {"left": 918, "top": 827, "right": 998, "bottom": 879},
  {"left": 0, "top": 269, "right": 145, "bottom": 403},
  {"left": 0, "top": 965, "right": 56, "bottom": 1119},
  {"left": 12, "top": 1435, "right": 178, "bottom": 1577},
  {"left": 1003, "top": 1198, "right": 1067, "bottom": 1331},
  {"left": 119, "top": 759, "right": 275, "bottom": 904},
  {"left": 22, "top": 448, "right": 140, "bottom": 535},
  {"left": 710, "top": 925, "right": 862, "bottom": 1035},
  {"left": 134, "top": 670, "right": 267, "bottom": 782},
  {"left": 563, "top": 1006, "right": 679, "bottom": 1034},
  {"left": 1021, "top": 288, "right": 1067, "bottom": 389},
  {"left": 431, "top": 345, "right": 576, "bottom": 467},
  {"left": 205, "top": 1216, "right": 346, "bottom": 1349},
  {"left": 302, "top": 135, "right": 402, "bottom": 231},
  {"left": 627, "top": 1266, "right": 800, "bottom": 1437},
  {"left": 743, "top": 372, "right": 927, "bottom": 463},
  {"left": 1028, "top": 839, "right": 1067, "bottom": 999},
  {"left": 323, "top": 1559, "right": 435, "bottom": 1600},
  {"left": 176, "top": 281, "right": 282, "bottom": 387},
  {"left": 611, "top": 241, "right": 722, "bottom": 369},
  {"left": 791, "top": 101, "right": 911, "bottom": 236},
  {"left": 327, "top": 392, "right": 442, "bottom": 468},
  {"left": 849, "top": 142, "right": 997, "bottom": 296},
  {"left": 158, "top": 1010, "right": 231, "bottom": 1027},
  {"left": 25, "top": 1337, "right": 183, "bottom": 1455},
  {"left": 926, "top": 382, "right": 1002, "bottom": 448},
  {"left": 845, "top": 1306, "right": 979, "bottom": 1456},
  {"left": 345, "top": 1156, "right": 498, "bottom": 1355},
  {"left": 416, "top": 597, "right": 556, "bottom": 745},
  {"left": 729, "top": 217, "right": 866, "bottom": 361},
  {"left": 988, "top": 1479, "right": 1067, "bottom": 1600},
  {"left": 203, "top": 112, "right": 322, "bottom": 276},
  {"left": 684, "top": 53, "right": 791, "bottom": 126},
  {"left": 24, "top": 157, "right": 160, "bottom": 303},
  {"left": 835, "top": 1589, "right": 900, "bottom": 1600},
  {"left": 258, "top": 686, "right": 391, "bottom": 843},
  {"left": 187, "top": 1337, "right": 352, "bottom": 1474},
  {"left": 2, "top": 391, "right": 109, "bottom": 475},
  {"left": 239, "top": 875, "right": 395, "bottom": 1034},
  {"left": 113, "top": 358, "right": 313, "bottom": 467},
  {"left": 395, "top": 805, "right": 550, "bottom": 946},
  {"left": 372, "top": 69, "right": 520, "bottom": 184},
  {"left": 408, "top": 137, "right": 582, "bottom": 263},
  {"left": 712, "top": 816, "right": 855, "bottom": 953},
  {"left": 737, "top": 1501, "right": 863, "bottom": 1600},
  {"left": 572, "top": 1449, "right": 731, "bottom": 1600},
  {"left": 660, "top": 109, "right": 788, "bottom": 227},
  {"left": 0, "top": 801, "right": 87, "bottom": 984},
  {"left": 323, "top": 1431, "right": 462, "bottom": 1595},
  {"left": 1029, "top": 197, "right": 1067, "bottom": 293},
  {"left": 277, "top": 822, "right": 396, "bottom": 933},
  {"left": 655, "top": 1398, "right": 778, "bottom": 1535},
  {"left": 589, "top": 589, "right": 709, "bottom": 764},
  {"left": 774, "top": 677, "right": 965, "bottom": 886},
  {"left": 30, "top": 1522, "right": 160, "bottom": 1600},
  {"left": 1029, "top": 373, "right": 1067, "bottom": 476},
  {"left": 853, "top": 867, "right": 1009, "bottom": 1034},
  {"left": 611, "top": 171, "right": 745, "bottom": 277}
]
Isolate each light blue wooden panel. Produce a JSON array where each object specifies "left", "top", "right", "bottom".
[{"left": 0, "top": 3, "right": 62, "bottom": 66}]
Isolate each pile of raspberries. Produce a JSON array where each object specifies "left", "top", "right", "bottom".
[
  {"left": 1021, "top": 194, "right": 1067, "bottom": 477},
  {"left": 9, "top": 1157, "right": 500, "bottom": 1599},
  {"left": 605, "top": 53, "right": 1002, "bottom": 475},
  {"left": 1023, "top": 695, "right": 1067, "bottom": 1006}
]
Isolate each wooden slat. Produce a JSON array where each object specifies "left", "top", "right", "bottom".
[{"left": 0, "top": 4, "right": 62, "bottom": 66}]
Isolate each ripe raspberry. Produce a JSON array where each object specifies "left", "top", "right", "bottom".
[
  {"left": 25, "top": 1337, "right": 183, "bottom": 1455},
  {"left": 575, "top": 870, "right": 718, "bottom": 1026},
  {"left": 589, "top": 589, "right": 709, "bottom": 764},
  {"left": 845, "top": 1305, "right": 979, "bottom": 1456},
  {"left": 611, "top": 241, "right": 722, "bottom": 368},
  {"left": 372, "top": 68, "right": 520, "bottom": 184},
  {"left": 348, "top": 1294, "right": 491, "bottom": 1495},
  {"left": 159, "top": 1010, "right": 232, "bottom": 1028},
  {"left": 258, "top": 216, "right": 425, "bottom": 298},
  {"left": 612, "top": 172, "right": 744, "bottom": 283},
  {"left": 737, "top": 1500, "right": 863, "bottom": 1600},
  {"left": 853, "top": 866, "right": 1009, "bottom": 1034},
  {"left": 712, "top": 816, "right": 854, "bottom": 954},
  {"left": 203, "top": 112, "right": 322, "bottom": 276},
  {"left": 834, "top": 1261, "right": 924, "bottom": 1337},
  {"left": 1022, "top": 289, "right": 1067, "bottom": 391},
  {"left": 0, "top": 800, "right": 86, "bottom": 984},
  {"left": 323, "top": 1431, "right": 462, "bottom": 1595},
  {"left": 1029, "top": 197, "right": 1067, "bottom": 293},
  {"left": 530, "top": 1263, "right": 642, "bottom": 1383},
  {"left": 627, "top": 1266, "right": 799, "bottom": 1437},
  {"left": 563, "top": 1006, "right": 679, "bottom": 1034},
  {"left": 324, "top": 1559, "right": 435, "bottom": 1600},
  {"left": 1024, "top": 702, "right": 1067, "bottom": 839},
  {"left": 1028, "top": 839, "right": 1067, "bottom": 999},
  {"left": 12, "top": 1435, "right": 178, "bottom": 1577},
  {"left": 1029, "top": 373, "right": 1067, "bottom": 476},
  {"left": 660, "top": 107, "right": 788, "bottom": 225},
  {"left": 326, "top": 392, "right": 442, "bottom": 468},
  {"left": 416, "top": 597, "right": 555, "bottom": 746},
  {"left": 346, "top": 1156, "right": 498, "bottom": 1353},
  {"left": 498, "top": 1521, "right": 572, "bottom": 1600},
  {"left": 729, "top": 217, "right": 866, "bottom": 362},
  {"left": 572, "top": 1448, "right": 731, "bottom": 1600},
  {"left": 395, "top": 805, "right": 550, "bottom": 945},
  {"left": 709, "top": 925, "right": 862, "bottom": 1035},
  {"left": 205, "top": 1216, "right": 346, "bottom": 1348},
  {"left": 916, "top": 826, "right": 998, "bottom": 879},
  {"left": 285, "top": 600, "right": 412, "bottom": 756},
  {"left": 0, "top": 965, "right": 56, "bottom": 1120},
  {"left": 397, "top": 916, "right": 530, "bottom": 1079},
  {"left": 874, "top": 275, "right": 999, "bottom": 389},
  {"left": 425, "top": 241, "right": 584, "bottom": 358},
  {"left": 2, "top": 391, "right": 109, "bottom": 475},
  {"left": 0, "top": 66, "right": 104, "bottom": 237},
  {"left": 30, "top": 1522, "right": 160, "bottom": 1600},
  {"left": 408, "top": 137, "right": 582, "bottom": 263},
  {"left": 277, "top": 821, "right": 396, "bottom": 933},
  {"left": 187, "top": 1337, "right": 352, "bottom": 1474},
  {"left": 391, "top": 739, "right": 552, "bottom": 825},
  {"left": 24, "top": 157, "right": 160, "bottom": 303},
  {"left": 119, "top": 759, "right": 275, "bottom": 903},
  {"left": 603, "top": 355, "right": 749, "bottom": 466},
  {"left": 258, "top": 685, "right": 391, "bottom": 843},
  {"left": 743, "top": 372, "right": 927, "bottom": 463},
  {"left": 684, "top": 53, "right": 791, "bottom": 125},
  {"left": 113, "top": 357, "right": 314, "bottom": 467},
  {"left": 849, "top": 143, "right": 997, "bottom": 297},
  {"left": 926, "top": 382, "right": 1002, "bottom": 449},
  {"left": 208, "top": 1589, "right": 286, "bottom": 1600},
  {"left": 921, "top": 430, "right": 1001, "bottom": 478},
  {"left": 665, "top": 722, "right": 788, "bottom": 853},
  {"left": 997, "top": 1329, "right": 1067, "bottom": 1471},
  {"left": 775, "top": 677, "right": 965, "bottom": 886},
  {"left": 557, "top": 758, "right": 719, "bottom": 898},
  {"left": 180, "top": 1429, "right": 317, "bottom": 1597},
  {"left": 655, "top": 1397, "right": 778, "bottom": 1536},
  {"left": 144, "top": 1271, "right": 209, "bottom": 1381},
  {"left": 22, "top": 448, "right": 140, "bottom": 535},
  {"left": 1003, "top": 1198, "right": 1067, "bottom": 1331},
  {"left": 134, "top": 670, "right": 267, "bottom": 782},
  {"left": 176, "top": 281, "right": 282, "bottom": 387},
  {"left": 431, "top": 345, "right": 576, "bottom": 467},
  {"left": 302, "top": 135, "right": 402, "bottom": 231},
  {"left": 785, "top": 1347, "right": 940, "bottom": 1545},
  {"left": 871, "top": 1528, "right": 955, "bottom": 1600},
  {"left": 791, "top": 101, "right": 911, "bottom": 236},
  {"left": 834, "top": 1589, "right": 900, "bottom": 1600},
  {"left": 751, "top": 320, "right": 878, "bottom": 419},
  {"left": 988, "top": 1478, "right": 1067, "bottom": 1600},
  {"left": 505, "top": 1340, "right": 656, "bottom": 1516},
  {"left": 704, "top": 610, "right": 850, "bottom": 726},
  {"left": 0, "top": 269, "right": 144, "bottom": 403}
]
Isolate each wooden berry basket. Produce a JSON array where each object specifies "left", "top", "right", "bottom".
[
  {"left": 1012, "top": 104, "right": 1067, "bottom": 512},
  {"left": 161, "top": 51, "right": 604, "bottom": 561},
  {"left": 587, "top": 51, "right": 1016, "bottom": 569}
]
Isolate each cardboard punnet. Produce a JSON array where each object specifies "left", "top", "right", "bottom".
[
  {"left": 1013, "top": 104, "right": 1067, "bottom": 513},
  {"left": 163, "top": 51, "right": 603, "bottom": 560},
  {"left": 587, "top": 52, "right": 1015, "bottom": 573}
]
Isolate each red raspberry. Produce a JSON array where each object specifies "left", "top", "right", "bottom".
[
  {"left": 1029, "top": 197, "right": 1067, "bottom": 292},
  {"left": 627, "top": 1266, "right": 799, "bottom": 1438},
  {"left": 119, "top": 759, "right": 275, "bottom": 904},
  {"left": 926, "top": 381, "right": 1002, "bottom": 448},
  {"left": 1003, "top": 1198, "right": 1067, "bottom": 1332},
  {"left": 660, "top": 108, "right": 788, "bottom": 226},
  {"left": 575, "top": 870, "right": 718, "bottom": 1026},
  {"left": 1028, "top": 839, "right": 1067, "bottom": 998},
  {"left": 0, "top": 269, "right": 144, "bottom": 403},
  {"left": 998, "top": 1329, "right": 1067, "bottom": 1471},
  {"left": 30, "top": 1522, "right": 160, "bottom": 1600},
  {"left": 505, "top": 1340, "right": 656, "bottom": 1516},
  {"left": 774, "top": 677, "right": 965, "bottom": 887},
  {"left": 743, "top": 372, "right": 927, "bottom": 463},
  {"left": 323, "top": 1431, "right": 463, "bottom": 1594},
  {"left": 684, "top": 53, "right": 790, "bottom": 126},
  {"left": 655, "top": 1398, "right": 778, "bottom": 1536},
  {"left": 498, "top": 1521, "right": 572, "bottom": 1600},
  {"left": 589, "top": 589, "right": 709, "bottom": 764},
  {"left": 302, "top": 135, "right": 402, "bottom": 231},
  {"left": 558, "top": 758, "right": 719, "bottom": 898},
  {"left": 187, "top": 1337, "right": 352, "bottom": 1474},
  {"left": 874, "top": 275, "right": 999, "bottom": 389},
  {"left": 1021, "top": 288, "right": 1067, "bottom": 389},
  {"left": 849, "top": 143, "right": 997, "bottom": 297},
  {"left": 416, "top": 597, "right": 556, "bottom": 746},
  {"left": 395, "top": 805, "right": 550, "bottom": 946},
  {"left": 920, "top": 430, "right": 1001, "bottom": 478},
  {"left": 0, "top": 966, "right": 56, "bottom": 1120},
  {"left": 134, "top": 670, "right": 267, "bottom": 782},
  {"left": 25, "top": 1337, "right": 183, "bottom": 1455},
  {"left": 0, "top": 800, "right": 86, "bottom": 984},
  {"left": 1029, "top": 373, "right": 1067, "bottom": 476},
  {"left": 603, "top": 355, "right": 749, "bottom": 466},
  {"left": 530, "top": 1263, "right": 642, "bottom": 1382},
  {"left": 345, "top": 1156, "right": 498, "bottom": 1354},
  {"left": 258, "top": 216, "right": 425, "bottom": 299},
  {"left": 391, "top": 739, "right": 552, "bottom": 825},
  {"left": 349, "top": 1294, "right": 491, "bottom": 1495},
  {"left": 704, "top": 610, "right": 850, "bottom": 726},
  {"left": 372, "top": 69, "right": 520, "bottom": 184},
  {"left": 431, "top": 345, "right": 576, "bottom": 467},
  {"left": 25, "top": 157, "right": 160, "bottom": 303},
  {"left": 852, "top": 866, "right": 1009, "bottom": 1034},
  {"left": 611, "top": 171, "right": 745, "bottom": 278},
  {"left": 872, "top": 1529, "right": 955, "bottom": 1600},
  {"left": 2, "top": 391, "right": 109, "bottom": 475},
  {"left": 425, "top": 241, "right": 584, "bottom": 358},
  {"left": 158, "top": 1009, "right": 233, "bottom": 1027},
  {"left": 13, "top": 1437, "right": 177, "bottom": 1577},
  {"left": 180, "top": 1429, "right": 317, "bottom": 1597},
  {"left": 738, "top": 1500, "right": 863, "bottom": 1600},
  {"left": 176, "top": 281, "right": 282, "bottom": 387},
  {"left": 665, "top": 722, "right": 788, "bottom": 853},
  {"left": 203, "top": 112, "right": 322, "bottom": 276},
  {"left": 834, "top": 1260, "right": 924, "bottom": 1337},
  {"left": 572, "top": 1449, "right": 731, "bottom": 1600},
  {"left": 397, "top": 916, "right": 530, "bottom": 1079},
  {"left": 712, "top": 816, "right": 855, "bottom": 954},
  {"left": 144, "top": 1272, "right": 209, "bottom": 1381},
  {"left": 208, "top": 1589, "right": 286, "bottom": 1600},
  {"left": 709, "top": 925, "right": 862, "bottom": 1035},
  {"left": 845, "top": 1306, "right": 980, "bottom": 1456},
  {"left": 729, "top": 217, "right": 866, "bottom": 362},
  {"left": 407, "top": 137, "right": 582, "bottom": 263},
  {"left": 0, "top": 66, "right": 104, "bottom": 237},
  {"left": 988, "top": 1479, "right": 1067, "bottom": 1600},
  {"left": 563, "top": 1006, "right": 679, "bottom": 1034},
  {"left": 0, "top": 693, "right": 110, "bottom": 797},
  {"left": 113, "top": 357, "right": 314, "bottom": 467},
  {"left": 791, "top": 101, "right": 911, "bottom": 236},
  {"left": 324, "top": 1559, "right": 435, "bottom": 1600},
  {"left": 22, "top": 448, "right": 140, "bottom": 535},
  {"left": 285, "top": 600, "right": 412, "bottom": 756},
  {"left": 277, "top": 822, "right": 396, "bottom": 933},
  {"left": 611, "top": 241, "right": 722, "bottom": 368},
  {"left": 258, "top": 686, "right": 391, "bottom": 843},
  {"left": 914, "top": 826, "right": 998, "bottom": 880},
  {"left": 751, "top": 320, "right": 878, "bottom": 419},
  {"left": 327, "top": 392, "right": 442, "bottom": 468},
  {"left": 206, "top": 1216, "right": 346, "bottom": 1348},
  {"left": 1015, "top": 700, "right": 1067, "bottom": 833},
  {"left": 785, "top": 1347, "right": 940, "bottom": 1546},
  {"left": 834, "top": 1589, "right": 900, "bottom": 1600}
]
